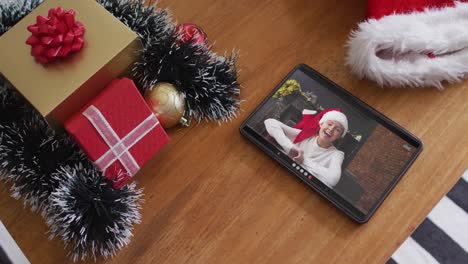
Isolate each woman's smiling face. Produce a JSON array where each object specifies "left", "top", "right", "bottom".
[{"left": 318, "top": 120, "right": 344, "bottom": 146}]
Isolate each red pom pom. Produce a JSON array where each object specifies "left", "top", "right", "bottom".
[
  {"left": 175, "top": 23, "right": 207, "bottom": 47},
  {"left": 25, "top": 7, "right": 85, "bottom": 64}
]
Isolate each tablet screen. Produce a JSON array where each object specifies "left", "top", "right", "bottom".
[{"left": 241, "top": 65, "right": 422, "bottom": 222}]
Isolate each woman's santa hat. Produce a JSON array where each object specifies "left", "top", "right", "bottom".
[
  {"left": 319, "top": 111, "right": 348, "bottom": 137},
  {"left": 293, "top": 108, "right": 348, "bottom": 143},
  {"left": 346, "top": 0, "right": 468, "bottom": 89}
]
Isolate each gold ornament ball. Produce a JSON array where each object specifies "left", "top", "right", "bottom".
[{"left": 145, "top": 82, "right": 185, "bottom": 128}]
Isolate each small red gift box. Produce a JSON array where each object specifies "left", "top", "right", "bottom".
[{"left": 65, "top": 78, "right": 170, "bottom": 189}]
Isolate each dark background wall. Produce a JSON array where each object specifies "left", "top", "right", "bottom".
[{"left": 347, "top": 124, "right": 418, "bottom": 212}]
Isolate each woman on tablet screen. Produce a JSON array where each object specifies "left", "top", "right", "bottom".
[{"left": 264, "top": 108, "right": 348, "bottom": 188}]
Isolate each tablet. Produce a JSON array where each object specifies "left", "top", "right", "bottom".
[{"left": 240, "top": 64, "right": 423, "bottom": 223}]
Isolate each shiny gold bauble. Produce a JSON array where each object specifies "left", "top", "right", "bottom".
[{"left": 144, "top": 82, "right": 185, "bottom": 128}]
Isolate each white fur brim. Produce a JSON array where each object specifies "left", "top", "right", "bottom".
[
  {"left": 319, "top": 111, "right": 348, "bottom": 138},
  {"left": 346, "top": 1, "right": 468, "bottom": 89}
]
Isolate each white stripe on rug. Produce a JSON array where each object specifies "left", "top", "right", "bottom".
[
  {"left": 392, "top": 237, "right": 440, "bottom": 264},
  {"left": 427, "top": 196, "right": 468, "bottom": 252},
  {"left": 462, "top": 169, "right": 468, "bottom": 182}
]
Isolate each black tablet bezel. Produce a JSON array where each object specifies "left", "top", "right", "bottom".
[{"left": 239, "top": 64, "right": 423, "bottom": 223}]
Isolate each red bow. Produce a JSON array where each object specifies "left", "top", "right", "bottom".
[
  {"left": 293, "top": 108, "right": 342, "bottom": 143},
  {"left": 25, "top": 7, "right": 85, "bottom": 64}
]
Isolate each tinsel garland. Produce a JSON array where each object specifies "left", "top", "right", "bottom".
[
  {"left": 0, "top": 0, "right": 43, "bottom": 34},
  {"left": 133, "top": 34, "right": 240, "bottom": 122},
  {"left": 0, "top": 117, "right": 78, "bottom": 212},
  {"left": 97, "top": 0, "right": 240, "bottom": 122},
  {"left": 0, "top": 77, "right": 144, "bottom": 260},
  {"left": 46, "top": 165, "right": 143, "bottom": 261},
  {"left": 0, "top": 0, "right": 240, "bottom": 261}
]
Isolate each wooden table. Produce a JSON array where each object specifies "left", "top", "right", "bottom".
[{"left": 1, "top": 0, "right": 467, "bottom": 263}]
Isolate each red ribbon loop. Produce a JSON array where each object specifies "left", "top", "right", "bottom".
[{"left": 25, "top": 7, "right": 85, "bottom": 64}]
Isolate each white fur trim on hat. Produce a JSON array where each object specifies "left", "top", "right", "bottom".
[
  {"left": 346, "top": 1, "right": 468, "bottom": 89},
  {"left": 319, "top": 111, "right": 348, "bottom": 138}
]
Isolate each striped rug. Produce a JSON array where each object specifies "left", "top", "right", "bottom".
[{"left": 388, "top": 170, "right": 468, "bottom": 264}]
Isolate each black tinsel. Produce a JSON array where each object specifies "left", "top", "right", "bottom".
[
  {"left": 46, "top": 164, "right": 143, "bottom": 261},
  {"left": 0, "top": 0, "right": 43, "bottom": 36},
  {"left": 0, "top": 0, "right": 239, "bottom": 261},
  {"left": 96, "top": 0, "right": 174, "bottom": 42},
  {"left": 134, "top": 34, "right": 240, "bottom": 122},
  {"left": 0, "top": 115, "right": 85, "bottom": 212},
  {"left": 98, "top": 0, "right": 240, "bottom": 122}
]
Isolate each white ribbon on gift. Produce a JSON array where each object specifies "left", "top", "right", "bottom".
[{"left": 83, "top": 105, "right": 159, "bottom": 177}]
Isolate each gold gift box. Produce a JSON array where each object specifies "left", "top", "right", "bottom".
[{"left": 0, "top": 0, "right": 142, "bottom": 128}]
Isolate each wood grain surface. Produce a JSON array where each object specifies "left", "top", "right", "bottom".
[{"left": 1, "top": 0, "right": 467, "bottom": 263}]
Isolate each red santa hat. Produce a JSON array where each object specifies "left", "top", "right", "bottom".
[
  {"left": 346, "top": 0, "right": 468, "bottom": 89},
  {"left": 293, "top": 108, "right": 348, "bottom": 143}
]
